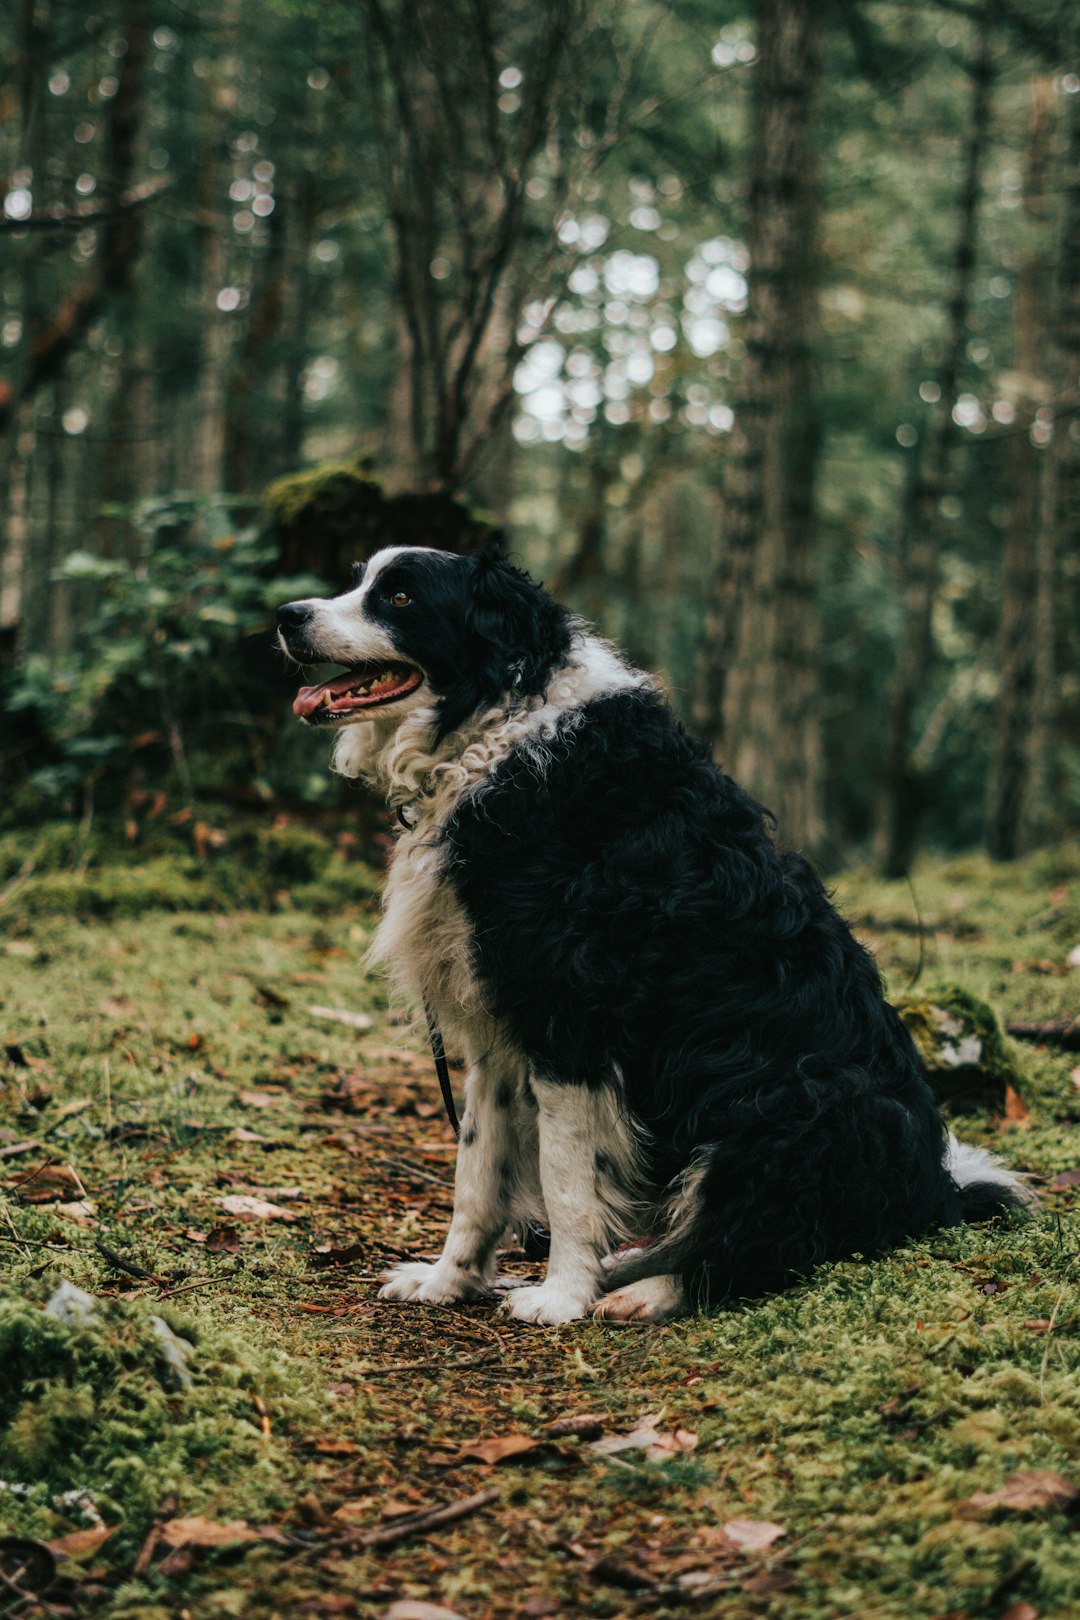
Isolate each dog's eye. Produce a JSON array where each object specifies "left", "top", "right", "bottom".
[{"left": 390, "top": 590, "right": 412, "bottom": 608}]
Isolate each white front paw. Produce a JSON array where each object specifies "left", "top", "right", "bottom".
[
  {"left": 504, "top": 1281, "right": 595, "bottom": 1325},
  {"left": 377, "top": 1261, "right": 490, "bottom": 1305}
]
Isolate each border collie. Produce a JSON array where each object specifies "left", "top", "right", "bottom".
[{"left": 277, "top": 546, "right": 1030, "bottom": 1324}]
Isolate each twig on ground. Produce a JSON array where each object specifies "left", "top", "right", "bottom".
[
  {"left": 95, "top": 1241, "right": 166, "bottom": 1288},
  {"left": 348, "top": 1487, "right": 501, "bottom": 1548}
]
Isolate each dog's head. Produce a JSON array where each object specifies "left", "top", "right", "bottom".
[{"left": 276, "top": 546, "right": 573, "bottom": 740}]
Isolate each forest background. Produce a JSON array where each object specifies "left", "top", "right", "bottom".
[{"left": 1, "top": 0, "right": 1078, "bottom": 875}]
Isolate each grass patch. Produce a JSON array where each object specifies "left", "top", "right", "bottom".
[{"left": 0, "top": 844, "right": 1077, "bottom": 1617}]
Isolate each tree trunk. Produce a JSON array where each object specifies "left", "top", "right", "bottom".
[
  {"left": 1028, "top": 78, "right": 1080, "bottom": 843},
  {"left": 877, "top": 15, "right": 994, "bottom": 877},
  {"left": 986, "top": 77, "right": 1052, "bottom": 860},
  {"left": 697, "top": 0, "right": 824, "bottom": 853}
]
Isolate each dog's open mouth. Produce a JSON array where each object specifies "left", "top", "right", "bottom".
[{"left": 292, "top": 662, "right": 422, "bottom": 723}]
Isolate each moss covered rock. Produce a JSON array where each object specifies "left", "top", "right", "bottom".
[
  {"left": 894, "top": 982, "right": 1026, "bottom": 1114},
  {"left": 264, "top": 457, "right": 503, "bottom": 584},
  {"left": 0, "top": 1278, "right": 310, "bottom": 1562}
]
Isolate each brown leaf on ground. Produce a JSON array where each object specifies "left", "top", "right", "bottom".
[
  {"left": 384, "top": 1601, "right": 468, "bottom": 1620},
  {"left": 314, "top": 1437, "right": 363, "bottom": 1456},
  {"left": 205, "top": 1223, "right": 242, "bottom": 1254},
  {"left": 547, "top": 1413, "right": 605, "bottom": 1441},
  {"left": 230, "top": 1127, "right": 277, "bottom": 1144},
  {"left": 48, "top": 1526, "right": 115, "bottom": 1560},
  {"left": 236, "top": 1089, "right": 278, "bottom": 1109},
  {"left": 456, "top": 1433, "right": 544, "bottom": 1465},
  {"left": 311, "top": 1242, "right": 366, "bottom": 1267},
  {"left": 587, "top": 1554, "right": 657, "bottom": 1590},
  {"left": 742, "top": 1568, "right": 797, "bottom": 1594},
  {"left": 590, "top": 1415, "right": 697, "bottom": 1463},
  {"left": 959, "top": 1470, "right": 1078, "bottom": 1518},
  {"left": 1000, "top": 1084, "right": 1030, "bottom": 1125},
  {"left": 721, "top": 1519, "right": 786, "bottom": 1552},
  {"left": 8, "top": 1162, "right": 83, "bottom": 1203},
  {"left": 1050, "top": 1169, "right": 1080, "bottom": 1188},
  {"left": 159, "top": 1517, "right": 264, "bottom": 1549},
  {"left": 1023, "top": 1318, "right": 1055, "bottom": 1333},
  {"left": 1000, "top": 1603, "right": 1038, "bottom": 1620},
  {"left": 214, "top": 1194, "right": 299, "bottom": 1221}
]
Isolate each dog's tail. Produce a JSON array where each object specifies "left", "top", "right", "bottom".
[
  {"left": 944, "top": 1132, "right": 1037, "bottom": 1220},
  {"left": 603, "top": 1132, "right": 1035, "bottom": 1304}
]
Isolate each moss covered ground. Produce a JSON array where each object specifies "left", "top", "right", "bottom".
[{"left": 0, "top": 841, "right": 1077, "bottom": 1619}]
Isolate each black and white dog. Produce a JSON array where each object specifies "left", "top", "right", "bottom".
[{"left": 277, "top": 546, "right": 1029, "bottom": 1325}]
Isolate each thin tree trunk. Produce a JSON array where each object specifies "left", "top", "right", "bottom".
[
  {"left": 1028, "top": 79, "right": 1080, "bottom": 843},
  {"left": 697, "top": 0, "right": 824, "bottom": 853},
  {"left": 0, "top": 0, "right": 150, "bottom": 443},
  {"left": 225, "top": 199, "right": 286, "bottom": 493},
  {"left": 877, "top": 14, "right": 994, "bottom": 877},
  {"left": 279, "top": 171, "right": 316, "bottom": 469},
  {"left": 987, "top": 77, "right": 1052, "bottom": 860}
]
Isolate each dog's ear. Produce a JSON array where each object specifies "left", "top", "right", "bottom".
[{"left": 464, "top": 555, "right": 573, "bottom": 700}]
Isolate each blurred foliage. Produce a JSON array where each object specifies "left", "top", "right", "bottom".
[{"left": 0, "top": 0, "right": 1077, "bottom": 853}]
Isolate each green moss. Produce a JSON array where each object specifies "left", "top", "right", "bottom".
[
  {"left": 0, "top": 1280, "right": 317, "bottom": 1563},
  {"left": 263, "top": 457, "right": 502, "bottom": 564},
  {"left": 0, "top": 850, "right": 1078, "bottom": 1619},
  {"left": 0, "top": 822, "right": 379, "bottom": 929},
  {"left": 894, "top": 982, "right": 1026, "bottom": 1112},
  {"left": 263, "top": 456, "right": 386, "bottom": 537}
]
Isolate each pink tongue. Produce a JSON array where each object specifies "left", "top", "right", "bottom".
[{"left": 292, "top": 671, "right": 366, "bottom": 718}]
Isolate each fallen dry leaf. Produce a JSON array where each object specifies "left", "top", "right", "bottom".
[
  {"left": 310, "top": 1005, "right": 375, "bottom": 1031},
  {"left": 159, "top": 1517, "right": 263, "bottom": 1549},
  {"left": 1050, "top": 1169, "right": 1080, "bottom": 1188},
  {"left": 457, "top": 1434, "right": 544, "bottom": 1466},
  {"left": 236, "top": 1089, "right": 277, "bottom": 1109},
  {"left": 1023, "top": 1318, "right": 1055, "bottom": 1334},
  {"left": 590, "top": 1415, "right": 697, "bottom": 1463},
  {"left": 311, "top": 1242, "right": 366, "bottom": 1268},
  {"left": 214, "top": 1194, "right": 298, "bottom": 1222},
  {"left": 230, "top": 1127, "right": 276, "bottom": 1144},
  {"left": 960, "top": 1470, "right": 1078, "bottom": 1518},
  {"left": 1001, "top": 1084, "right": 1030, "bottom": 1125},
  {"left": 205, "top": 1223, "right": 242, "bottom": 1254},
  {"left": 547, "top": 1413, "right": 605, "bottom": 1441},
  {"left": 48, "top": 1526, "right": 115, "bottom": 1560},
  {"left": 384, "top": 1602, "right": 468, "bottom": 1620},
  {"left": 1000, "top": 1603, "right": 1038, "bottom": 1620},
  {"left": 8, "top": 1162, "right": 84, "bottom": 1203},
  {"left": 722, "top": 1519, "right": 786, "bottom": 1552}
]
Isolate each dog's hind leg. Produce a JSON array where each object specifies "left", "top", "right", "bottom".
[
  {"left": 505, "top": 1078, "right": 638, "bottom": 1326},
  {"left": 593, "top": 1275, "right": 688, "bottom": 1323},
  {"left": 379, "top": 1053, "right": 535, "bottom": 1306}
]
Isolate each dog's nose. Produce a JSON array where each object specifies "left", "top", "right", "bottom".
[{"left": 276, "top": 601, "right": 312, "bottom": 633}]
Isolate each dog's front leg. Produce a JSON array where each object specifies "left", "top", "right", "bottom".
[
  {"left": 378, "top": 1060, "right": 528, "bottom": 1306},
  {"left": 505, "top": 1079, "right": 613, "bottom": 1326}
]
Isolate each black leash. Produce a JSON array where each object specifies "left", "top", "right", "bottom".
[
  {"left": 423, "top": 1002, "right": 550, "bottom": 1261},
  {"left": 424, "top": 1001, "right": 460, "bottom": 1137}
]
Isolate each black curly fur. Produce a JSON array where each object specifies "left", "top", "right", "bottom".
[{"left": 426, "top": 563, "right": 1025, "bottom": 1304}]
